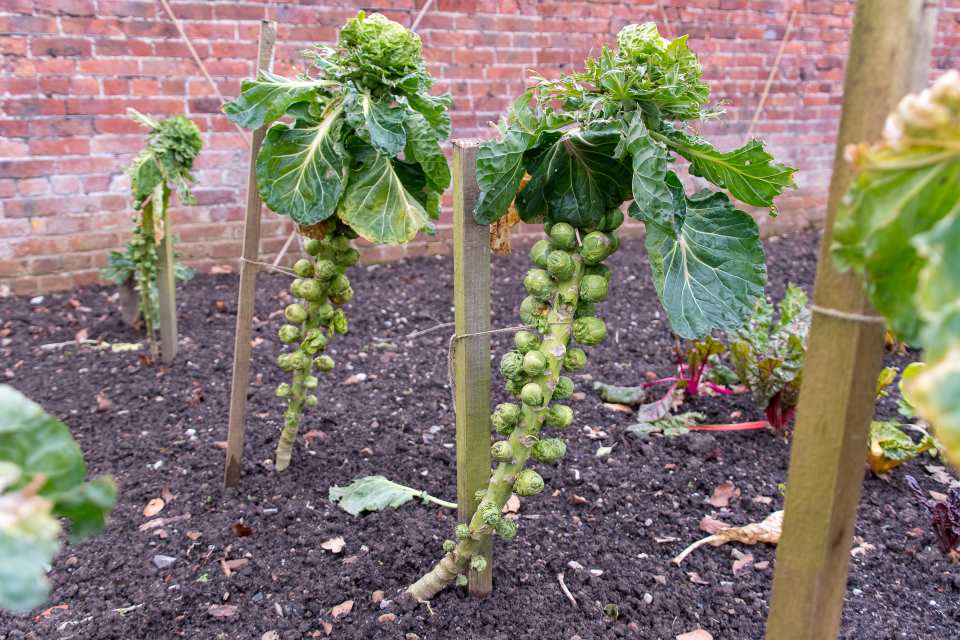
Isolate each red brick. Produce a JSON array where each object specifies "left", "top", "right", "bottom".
[{"left": 32, "top": 37, "right": 93, "bottom": 57}]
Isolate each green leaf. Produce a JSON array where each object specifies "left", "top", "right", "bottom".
[
  {"left": 344, "top": 88, "right": 407, "bottom": 156},
  {"left": 475, "top": 128, "right": 537, "bottom": 224},
  {"left": 403, "top": 111, "right": 450, "bottom": 192},
  {"left": 406, "top": 92, "right": 453, "bottom": 140},
  {"left": 657, "top": 128, "right": 796, "bottom": 211},
  {"left": 524, "top": 128, "right": 630, "bottom": 228},
  {"left": 337, "top": 151, "right": 434, "bottom": 244},
  {"left": 328, "top": 475, "right": 455, "bottom": 516},
  {"left": 0, "top": 530, "right": 59, "bottom": 613},
  {"left": 642, "top": 177, "right": 767, "bottom": 339},
  {"left": 53, "top": 475, "right": 117, "bottom": 542},
  {"left": 256, "top": 103, "right": 347, "bottom": 226},
  {"left": 223, "top": 70, "right": 332, "bottom": 130},
  {"left": 622, "top": 114, "right": 672, "bottom": 223},
  {"left": 592, "top": 381, "right": 646, "bottom": 405}
]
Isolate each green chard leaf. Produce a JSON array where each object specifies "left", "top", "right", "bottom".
[
  {"left": 329, "top": 475, "right": 456, "bottom": 516},
  {"left": 656, "top": 128, "right": 796, "bottom": 211},
  {"left": 642, "top": 174, "right": 767, "bottom": 339},
  {"left": 337, "top": 151, "right": 434, "bottom": 244},
  {"left": 256, "top": 102, "right": 347, "bottom": 226},
  {"left": 223, "top": 70, "right": 333, "bottom": 130}
]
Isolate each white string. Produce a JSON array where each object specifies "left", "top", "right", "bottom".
[{"left": 810, "top": 304, "right": 886, "bottom": 324}]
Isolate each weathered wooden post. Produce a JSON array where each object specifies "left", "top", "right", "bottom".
[
  {"left": 765, "top": 2, "right": 938, "bottom": 638},
  {"left": 452, "top": 139, "right": 493, "bottom": 596},
  {"left": 156, "top": 193, "right": 178, "bottom": 365},
  {"left": 223, "top": 20, "right": 277, "bottom": 488}
]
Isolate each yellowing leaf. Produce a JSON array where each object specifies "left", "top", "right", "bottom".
[{"left": 143, "top": 498, "right": 165, "bottom": 517}]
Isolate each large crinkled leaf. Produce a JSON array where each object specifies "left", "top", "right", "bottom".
[
  {"left": 344, "top": 88, "right": 408, "bottom": 157},
  {"left": 337, "top": 151, "right": 433, "bottom": 244},
  {"left": 256, "top": 103, "right": 347, "bottom": 225},
  {"left": 643, "top": 178, "right": 767, "bottom": 338},
  {"left": 0, "top": 530, "right": 59, "bottom": 612},
  {"left": 405, "top": 92, "right": 453, "bottom": 140},
  {"left": 328, "top": 475, "right": 454, "bottom": 516},
  {"left": 475, "top": 128, "right": 538, "bottom": 224},
  {"left": 622, "top": 114, "right": 672, "bottom": 224},
  {"left": 223, "top": 70, "right": 333, "bottom": 130},
  {"left": 524, "top": 128, "right": 630, "bottom": 228},
  {"left": 403, "top": 111, "right": 450, "bottom": 192},
  {"left": 657, "top": 128, "right": 796, "bottom": 211}
]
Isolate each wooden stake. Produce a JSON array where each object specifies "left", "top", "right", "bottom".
[
  {"left": 452, "top": 140, "right": 493, "bottom": 596},
  {"left": 765, "top": 2, "right": 938, "bottom": 639},
  {"left": 224, "top": 20, "right": 277, "bottom": 488},
  {"left": 156, "top": 186, "right": 178, "bottom": 364}
]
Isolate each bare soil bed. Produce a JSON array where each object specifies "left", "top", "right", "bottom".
[{"left": 0, "top": 230, "right": 957, "bottom": 640}]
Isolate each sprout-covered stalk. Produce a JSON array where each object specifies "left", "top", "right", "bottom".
[
  {"left": 274, "top": 224, "right": 357, "bottom": 471},
  {"left": 405, "top": 221, "right": 613, "bottom": 602}
]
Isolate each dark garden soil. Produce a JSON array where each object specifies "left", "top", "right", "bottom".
[{"left": 1, "top": 230, "right": 958, "bottom": 640}]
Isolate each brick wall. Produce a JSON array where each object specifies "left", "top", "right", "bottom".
[{"left": 1, "top": 1, "right": 958, "bottom": 294}]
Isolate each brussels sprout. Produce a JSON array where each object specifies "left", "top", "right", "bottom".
[
  {"left": 519, "top": 296, "right": 548, "bottom": 325},
  {"left": 304, "top": 375, "right": 319, "bottom": 390},
  {"left": 579, "top": 274, "right": 609, "bottom": 303},
  {"left": 563, "top": 347, "right": 587, "bottom": 372},
  {"left": 470, "top": 555, "right": 487, "bottom": 573},
  {"left": 559, "top": 289, "right": 577, "bottom": 307},
  {"left": 304, "top": 238, "right": 324, "bottom": 256},
  {"left": 495, "top": 517, "right": 518, "bottom": 540},
  {"left": 278, "top": 324, "right": 301, "bottom": 344},
  {"left": 300, "top": 327, "right": 328, "bottom": 355},
  {"left": 545, "top": 404, "right": 574, "bottom": 428},
  {"left": 530, "top": 239, "right": 551, "bottom": 268},
  {"left": 279, "top": 350, "right": 310, "bottom": 371},
  {"left": 605, "top": 231, "right": 620, "bottom": 254},
  {"left": 601, "top": 207, "right": 624, "bottom": 232},
  {"left": 499, "top": 351, "right": 525, "bottom": 380},
  {"left": 522, "top": 350, "right": 547, "bottom": 376},
  {"left": 549, "top": 222, "right": 577, "bottom": 250},
  {"left": 331, "top": 309, "right": 348, "bottom": 334},
  {"left": 329, "top": 286, "right": 354, "bottom": 306},
  {"left": 293, "top": 258, "right": 314, "bottom": 278},
  {"left": 513, "top": 468, "right": 544, "bottom": 496},
  {"left": 315, "top": 302, "right": 335, "bottom": 323},
  {"left": 520, "top": 382, "right": 543, "bottom": 407},
  {"left": 573, "top": 316, "right": 607, "bottom": 346},
  {"left": 491, "top": 402, "right": 521, "bottom": 434},
  {"left": 531, "top": 437, "right": 567, "bottom": 463},
  {"left": 314, "top": 354, "right": 335, "bottom": 372},
  {"left": 585, "top": 264, "right": 610, "bottom": 281},
  {"left": 523, "top": 269, "right": 555, "bottom": 302},
  {"left": 336, "top": 247, "right": 360, "bottom": 267},
  {"left": 442, "top": 539, "right": 456, "bottom": 553},
  {"left": 313, "top": 259, "right": 337, "bottom": 281},
  {"left": 477, "top": 501, "right": 501, "bottom": 526},
  {"left": 305, "top": 394, "right": 318, "bottom": 407},
  {"left": 291, "top": 278, "right": 306, "bottom": 298},
  {"left": 329, "top": 234, "right": 352, "bottom": 253},
  {"left": 299, "top": 279, "right": 324, "bottom": 302},
  {"left": 285, "top": 303, "right": 307, "bottom": 324},
  {"left": 455, "top": 523, "right": 470, "bottom": 540},
  {"left": 505, "top": 378, "right": 525, "bottom": 397},
  {"left": 553, "top": 376, "right": 575, "bottom": 400},
  {"left": 580, "top": 231, "right": 612, "bottom": 265},
  {"left": 544, "top": 221, "right": 555, "bottom": 235},
  {"left": 575, "top": 301, "right": 596, "bottom": 319},
  {"left": 328, "top": 273, "right": 351, "bottom": 294},
  {"left": 491, "top": 440, "right": 513, "bottom": 462},
  {"left": 276, "top": 382, "right": 291, "bottom": 398},
  {"left": 514, "top": 330, "right": 541, "bottom": 354},
  {"left": 546, "top": 250, "right": 575, "bottom": 281}
]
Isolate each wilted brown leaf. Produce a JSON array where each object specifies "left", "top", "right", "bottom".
[
  {"left": 208, "top": 604, "right": 238, "bottom": 618},
  {"left": 214, "top": 300, "right": 227, "bottom": 313},
  {"left": 676, "top": 630, "right": 713, "bottom": 640},
  {"left": 502, "top": 494, "right": 520, "bottom": 514},
  {"left": 210, "top": 264, "right": 234, "bottom": 274},
  {"left": 321, "top": 536, "right": 346, "bottom": 554},
  {"left": 343, "top": 373, "right": 367, "bottom": 385},
  {"left": 687, "top": 572, "right": 709, "bottom": 585},
  {"left": 708, "top": 482, "right": 740, "bottom": 508},
  {"left": 603, "top": 402, "right": 634, "bottom": 413},
  {"left": 674, "top": 511, "right": 783, "bottom": 565},
  {"left": 95, "top": 391, "right": 112, "bottom": 412},
  {"left": 231, "top": 522, "right": 254, "bottom": 537},
  {"left": 330, "top": 599, "right": 353, "bottom": 619},
  {"left": 699, "top": 515, "right": 730, "bottom": 535},
  {"left": 186, "top": 530, "right": 202, "bottom": 541},
  {"left": 74, "top": 328, "right": 88, "bottom": 343},
  {"left": 731, "top": 550, "right": 754, "bottom": 575},
  {"left": 143, "top": 498, "right": 165, "bottom": 517},
  {"left": 220, "top": 558, "right": 250, "bottom": 576},
  {"left": 161, "top": 487, "right": 176, "bottom": 503}
]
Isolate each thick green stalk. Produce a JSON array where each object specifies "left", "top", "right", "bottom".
[{"left": 405, "top": 252, "right": 585, "bottom": 603}]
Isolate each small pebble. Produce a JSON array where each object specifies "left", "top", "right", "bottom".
[
  {"left": 643, "top": 593, "right": 653, "bottom": 605},
  {"left": 378, "top": 613, "right": 396, "bottom": 623},
  {"left": 152, "top": 554, "right": 176, "bottom": 570}
]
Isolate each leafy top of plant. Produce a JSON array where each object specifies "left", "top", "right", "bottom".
[
  {"left": 223, "top": 11, "right": 452, "bottom": 244},
  {"left": 473, "top": 22, "right": 796, "bottom": 338},
  {"left": 127, "top": 109, "right": 203, "bottom": 208},
  {"left": 833, "top": 70, "right": 960, "bottom": 466},
  {"left": 905, "top": 474, "right": 960, "bottom": 554}
]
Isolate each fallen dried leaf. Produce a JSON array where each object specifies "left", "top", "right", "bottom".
[
  {"left": 75, "top": 328, "right": 88, "bottom": 343},
  {"left": 250, "top": 337, "right": 264, "bottom": 348},
  {"left": 677, "top": 630, "right": 713, "bottom": 640},
  {"left": 304, "top": 430, "right": 328, "bottom": 445},
  {"left": 708, "top": 482, "right": 740, "bottom": 508},
  {"left": 210, "top": 264, "right": 234, "bottom": 274},
  {"left": 568, "top": 494, "right": 588, "bottom": 506},
  {"left": 502, "top": 494, "right": 520, "bottom": 514},
  {"left": 212, "top": 441, "right": 228, "bottom": 450},
  {"left": 751, "top": 495, "right": 773, "bottom": 506},
  {"left": 699, "top": 515, "right": 730, "bottom": 535},
  {"left": 850, "top": 538, "right": 876, "bottom": 558},
  {"left": 186, "top": 530, "right": 202, "bottom": 541},
  {"left": 330, "top": 599, "right": 354, "bottom": 619},
  {"left": 687, "top": 572, "right": 709, "bottom": 585},
  {"left": 95, "top": 391, "right": 112, "bottom": 412},
  {"left": 321, "top": 621, "right": 333, "bottom": 635},
  {"left": 371, "top": 590, "right": 384, "bottom": 604},
  {"left": 731, "top": 550, "right": 754, "bottom": 574},
  {"left": 571, "top": 391, "right": 587, "bottom": 401},
  {"left": 34, "top": 604, "right": 68, "bottom": 621},
  {"left": 753, "top": 561, "right": 770, "bottom": 571},
  {"left": 143, "top": 498, "right": 165, "bottom": 517},
  {"left": 214, "top": 300, "right": 228, "bottom": 313},
  {"left": 261, "top": 631, "right": 280, "bottom": 640},
  {"left": 378, "top": 613, "right": 397, "bottom": 623},
  {"left": 321, "top": 536, "right": 346, "bottom": 554},
  {"left": 231, "top": 522, "right": 254, "bottom": 537},
  {"left": 674, "top": 510, "right": 784, "bottom": 565},
  {"left": 930, "top": 490, "right": 948, "bottom": 502},
  {"left": 603, "top": 402, "right": 634, "bottom": 413},
  {"left": 220, "top": 558, "right": 250, "bottom": 576},
  {"left": 343, "top": 373, "right": 367, "bottom": 385},
  {"left": 208, "top": 604, "right": 238, "bottom": 618}
]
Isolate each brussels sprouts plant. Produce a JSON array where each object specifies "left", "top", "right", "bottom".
[
  {"left": 0, "top": 385, "right": 117, "bottom": 612},
  {"left": 404, "top": 23, "right": 795, "bottom": 602},
  {"left": 223, "top": 11, "right": 451, "bottom": 470},
  {"left": 100, "top": 109, "right": 202, "bottom": 357},
  {"left": 833, "top": 70, "right": 960, "bottom": 467}
]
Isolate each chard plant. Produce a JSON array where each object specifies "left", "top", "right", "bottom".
[
  {"left": 404, "top": 23, "right": 795, "bottom": 602},
  {"left": 100, "top": 109, "right": 202, "bottom": 357},
  {"left": 727, "top": 283, "right": 810, "bottom": 430},
  {"left": 867, "top": 366, "right": 937, "bottom": 475},
  {"left": 833, "top": 70, "right": 960, "bottom": 467},
  {"left": 223, "top": 11, "right": 451, "bottom": 471},
  {"left": 0, "top": 385, "right": 117, "bottom": 612}
]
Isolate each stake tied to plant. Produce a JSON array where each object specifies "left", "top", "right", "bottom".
[{"left": 405, "top": 22, "right": 796, "bottom": 602}]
